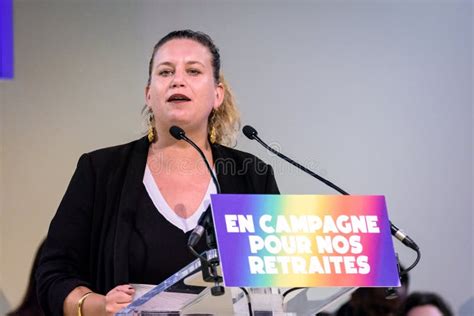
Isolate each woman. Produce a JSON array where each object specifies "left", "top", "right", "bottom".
[{"left": 36, "top": 30, "right": 279, "bottom": 316}]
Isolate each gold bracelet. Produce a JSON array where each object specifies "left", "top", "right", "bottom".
[{"left": 77, "top": 291, "right": 93, "bottom": 316}]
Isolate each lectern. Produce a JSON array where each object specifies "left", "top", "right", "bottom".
[
  {"left": 117, "top": 194, "right": 400, "bottom": 315},
  {"left": 116, "top": 250, "right": 356, "bottom": 315}
]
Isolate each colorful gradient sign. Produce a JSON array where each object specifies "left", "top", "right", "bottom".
[{"left": 210, "top": 194, "right": 400, "bottom": 288}]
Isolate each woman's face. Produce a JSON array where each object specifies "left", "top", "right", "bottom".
[{"left": 146, "top": 38, "right": 224, "bottom": 135}]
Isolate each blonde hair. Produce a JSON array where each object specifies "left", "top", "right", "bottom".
[
  {"left": 142, "top": 73, "right": 240, "bottom": 147},
  {"left": 208, "top": 74, "right": 240, "bottom": 146}
]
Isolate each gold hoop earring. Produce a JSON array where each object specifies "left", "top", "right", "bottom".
[
  {"left": 209, "top": 109, "right": 217, "bottom": 144},
  {"left": 147, "top": 112, "right": 156, "bottom": 143},
  {"left": 209, "top": 125, "right": 217, "bottom": 144}
]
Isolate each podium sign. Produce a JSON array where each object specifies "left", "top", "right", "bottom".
[{"left": 210, "top": 194, "right": 400, "bottom": 288}]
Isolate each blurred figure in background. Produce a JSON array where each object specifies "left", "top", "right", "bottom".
[
  {"left": 398, "top": 292, "right": 453, "bottom": 316},
  {"left": 7, "top": 241, "right": 45, "bottom": 316}
]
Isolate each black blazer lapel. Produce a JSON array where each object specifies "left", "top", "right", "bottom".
[
  {"left": 212, "top": 143, "right": 250, "bottom": 194},
  {"left": 113, "top": 136, "right": 149, "bottom": 285}
]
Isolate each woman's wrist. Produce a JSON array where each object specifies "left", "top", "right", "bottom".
[
  {"left": 64, "top": 287, "right": 106, "bottom": 316},
  {"left": 77, "top": 292, "right": 93, "bottom": 316},
  {"left": 80, "top": 292, "right": 106, "bottom": 316}
]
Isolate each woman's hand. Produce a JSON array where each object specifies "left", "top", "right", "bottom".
[{"left": 105, "top": 284, "right": 135, "bottom": 315}]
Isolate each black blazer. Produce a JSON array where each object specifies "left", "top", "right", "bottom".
[{"left": 36, "top": 136, "right": 279, "bottom": 316}]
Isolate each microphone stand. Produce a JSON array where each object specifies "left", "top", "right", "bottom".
[
  {"left": 169, "top": 126, "right": 224, "bottom": 296},
  {"left": 242, "top": 125, "right": 420, "bottom": 276}
]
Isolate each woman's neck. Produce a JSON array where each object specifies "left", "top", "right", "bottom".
[
  {"left": 153, "top": 125, "right": 211, "bottom": 151},
  {"left": 148, "top": 127, "right": 213, "bottom": 172}
]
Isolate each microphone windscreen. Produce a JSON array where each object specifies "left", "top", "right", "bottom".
[
  {"left": 169, "top": 125, "right": 186, "bottom": 140},
  {"left": 242, "top": 125, "right": 258, "bottom": 139}
]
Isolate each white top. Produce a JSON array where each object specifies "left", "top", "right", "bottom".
[{"left": 143, "top": 164, "right": 217, "bottom": 233}]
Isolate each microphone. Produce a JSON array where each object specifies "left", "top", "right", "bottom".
[
  {"left": 169, "top": 126, "right": 221, "bottom": 247},
  {"left": 169, "top": 125, "right": 186, "bottom": 140},
  {"left": 242, "top": 125, "right": 419, "bottom": 251},
  {"left": 242, "top": 125, "right": 258, "bottom": 139}
]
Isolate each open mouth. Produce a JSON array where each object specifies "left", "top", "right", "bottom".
[{"left": 167, "top": 94, "right": 191, "bottom": 103}]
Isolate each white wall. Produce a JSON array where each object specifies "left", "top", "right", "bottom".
[
  {"left": 1, "top": 0, "right": 472, "bottom": 314},
  {"left": 0, "top": 83, "right": 8, "bottom": 313}
]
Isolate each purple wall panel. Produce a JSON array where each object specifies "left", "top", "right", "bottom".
[{"left": 0, "top": 0, "right": 13, "bottom": 79}]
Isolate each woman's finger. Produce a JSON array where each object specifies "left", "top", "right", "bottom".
[
  {"left": 107, "top": 291, "right": 134, "bottom": 303},
  {"left": 105, "top": 298, "right": 133, "bottom": 314},
  {"left": 114, "top": 284, "right": 135, "bottom": 293}
]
